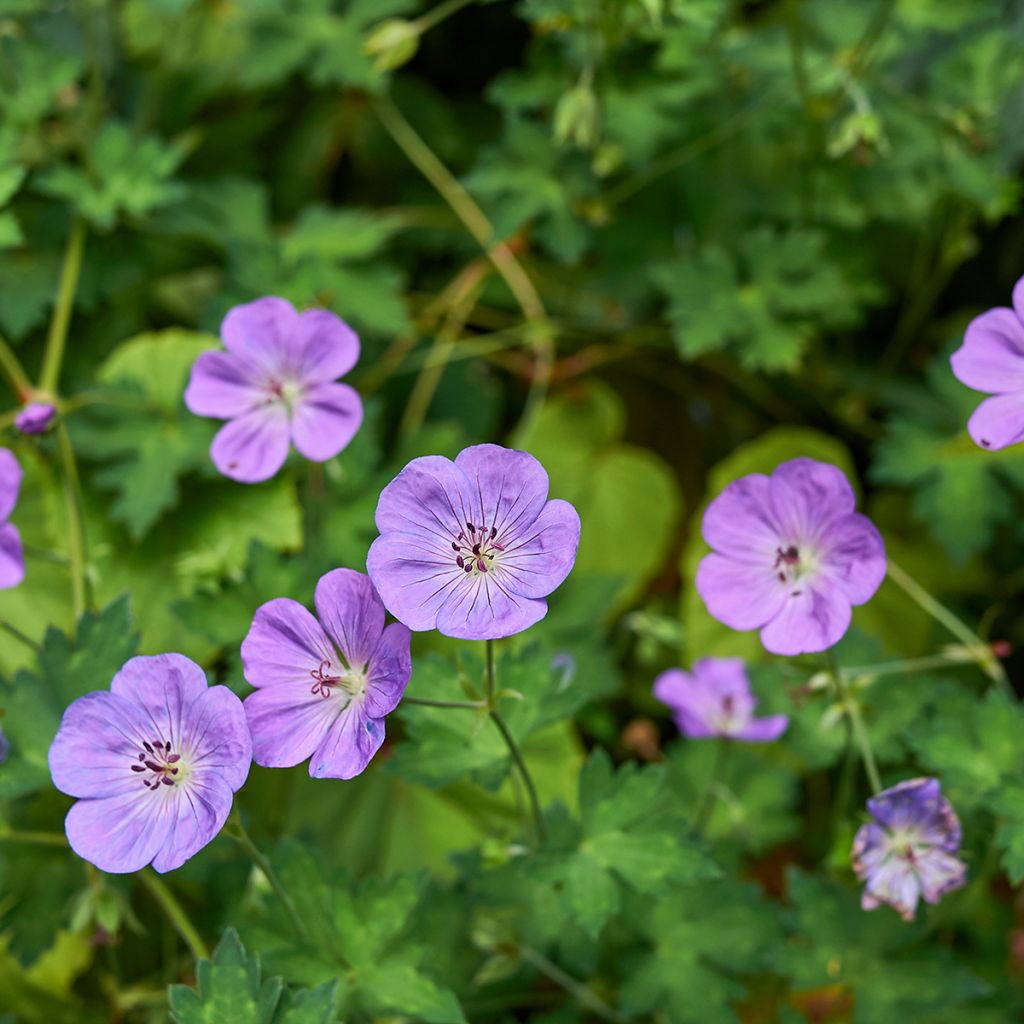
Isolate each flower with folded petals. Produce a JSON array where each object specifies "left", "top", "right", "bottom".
[
  {"left": 242, "top": 569, "right": 411, "bottom": 779},
  {"left": 47, "top": 654, "right": 251, "bottom": 874},
  {"left": 184, "top": 296, "right": 363, "bottom": 483},
  {"left": 852, "top": 777, "right": 967, "bottom": 921},
  {"left": 653, "top": 657, "right": 788, "bottom": 742},
  {"left": 695, "top": 457, "right": 885, "bottom": 656},
  {"left": 950, "top": 274, "right": 1024, "bottom": 450},
  {"left": 15, "top": 401, "right": 56, "bottom": 435},
  {"left": 366, "top": 443, "right": 581, "bottom": 640},
  {"left": 0, "top": 448, "right": 24, "bottom": 589}
]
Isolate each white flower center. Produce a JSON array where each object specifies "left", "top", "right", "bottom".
[{"left": 450, "top": 520, "right": 506, "bottom": 578}]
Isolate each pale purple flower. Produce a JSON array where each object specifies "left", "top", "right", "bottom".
[
  {"left": 184, "top": 296, "right": 363, "bottom": 483},
  {"left": 653, "top": 657, "right": 788, "bottom": 742},
  {"left": 47, "top": 654, "right": 251, "bottom": 874},
  {"left": 852, "top": 777, "right": 967, "bottom": 921},
  {"left": 366, "top": 444, "right": 581, "bottom": 640},
  {"left": 15, "top": 401, "right": 56, "bottom": 435},
  {"left": 950, "top": 275, "right": 1024, "bottom": 450},
  {"left": 695, "top": 458, "right": 885, "bottom": 656},
  {"left": 241, "top": 569, "right": 411, "bottom": 779},
  {"left": 0, "top": 448, "right": 24, "bottom": 589}
]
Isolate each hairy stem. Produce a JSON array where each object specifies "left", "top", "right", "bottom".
[{"left": 139, "top": 869, "right": 209, "bottom": 961}]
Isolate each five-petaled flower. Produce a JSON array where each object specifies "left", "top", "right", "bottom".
[
  {"left": 0, "top": 448, "right": 24, "bottom": 589},
  {"left": 242, "top": 569, "right": 411, "bottom": 779},
  {"left": 950, "top": 274, "right": 1024, "bottom": 450},
  {"left": 653, "top": 657, "right": 788, "bottom": 742},
  {"left": 48, "top": 654, "right": 252, "bottom": 873},
  {"left": 696, "top": 457, "right": 886, "bottom": 656},
  {"left": 15, "top": 401, "right": 56, "bottom": 436},
  {"left": 852, "top": 777, "right": 967, "bottom": 921},
  {"left": 184, "top": 296, "right": 363, "bottom": 483},
  {"left": 366, "top": 444, "right": 581, "bottom": 640}
]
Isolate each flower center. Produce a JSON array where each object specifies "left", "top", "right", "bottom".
[
  {"left": 773, "top": 543, "right": 819, "bottom": 586},
  {"left": 309, "top": 659, "right": 366, "bottom": 700},
  {"left": 451, "top": 520, "right": 505, "bottom": 577},
  {"left": 265, "top": 377, "right": 303, "bottom": 408},
  {"left": 130, "top": 737, "right": 185, "bottom": 791}
]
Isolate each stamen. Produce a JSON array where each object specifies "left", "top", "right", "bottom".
[
  {"left": 490, "top": 526, "right": 497, "bottom": 539},
  {"left": 131, "top": 764, "right": 146, "bottom": 773},
  {"left": 451, "top": 541, "right": 460, "bottom": 551},
  {"left": 467, "top": 522, "right": 476, "bottom": 533},
  {"left": 477, "top": 559, "right": 488, "bottom": 573},
  {"left": 456, "top": 555, "right": 464, "bottom": 568}
]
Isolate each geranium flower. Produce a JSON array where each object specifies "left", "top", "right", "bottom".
[
  {"left": 48, "top": 654, "right": 251, "bottom": 874},
  {"left": 15, "top": 401, "right": 55, "bottom": 435},
  {"left": 184, "top": 296, "right": 363, "bottom": 483},
  {"left": 695, "top": 457, "right": 885, "bottom": 656},
  {"left": 0, "top": 448, "right": 24, "bottom": 589},
  {"left": 950, "top": 275, "right": 1024, "bottom": 450},
  {"left": 653, "top": 657, "right": 788, "bottom": 742},
  {"left": 366, "top": 444, "right": 581, "bottom": 640},
  {"left": 241, "top": 569, "right": 411, "bottom": 779},
  {"left": 852, "top": 778, "right": 967, "bottom": 921}
]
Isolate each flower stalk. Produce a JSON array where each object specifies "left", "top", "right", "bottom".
[
  {"left": 139, "top": 869, "right": 209, "bottom": 961},
  {"left": 826, "top": 650, "right": 882, "bottom": 794}
]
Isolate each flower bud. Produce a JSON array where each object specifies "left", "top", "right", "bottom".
[{"left": 364, "top": 19, "right": 420, "bottom": 72}]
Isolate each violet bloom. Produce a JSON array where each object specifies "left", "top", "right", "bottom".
[
  {"left": 184, "top": 296, "right": 363, "bottom": 483},
  {"left": 47, "top": 654, "right": 251, "bottom": 874},
  {"left": 950, "top": 274, "right": 1024, "bottom": 450},
  {"left": 852, "top": 778, "right": 967, "bottom": 921},
  {"left": 695, "top": 458, "right": 885, "bottom": 656},
  {"left": 0, "top": 448, "right": 24, "bottom": 589},
  {"left": 653, "top": 657, "right": 788, "bottom": 742},
  {"left": 15, "top": 401, "right": 56, "bottom": 435},
  {"left": 242, "top": 569, "right": 411, "bottom": 779},
  {"left": 366, "top": 444, "right": 581, "bottom": 640}
]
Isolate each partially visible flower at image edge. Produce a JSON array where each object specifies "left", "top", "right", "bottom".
[
  {"left": 15, "top": 401, "right": 56, "bottom": 436},
  {"left": 47, "top": 654, "right": 252, "bottom": 873},
  {"left": 0, "top": 447, "right": 24, "bottom": 589},
  {"left": 852, "top": 777, "right": 967, "bottom": 921},
  {"left": 653, "top": 657, "right": 788, "bottom": 742},
  {"left": 242, "top": 568, "right": 411, "bottom": 779},
  {"left": 950, "top": 273, "right": 1024, "bottom": 450},
  {"left": 696, "top": 457, "right": 886, "bottom": 656},
  {"left": 366, "top": 443, "right": 581, "bottom": 640},
  {"left": 184, "top": 296, "right": 363, "bottom": 483}
]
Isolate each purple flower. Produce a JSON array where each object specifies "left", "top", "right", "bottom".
[
  {"left": 950, "top": 275, "right": 1024, "bottom": 450},
  {"left": 0, "top": 448, "right": 24, "bottom": 589},
  {"left": 852, "top": 777, "right": 967, "bottom": 921},
  {"left": 184, "top": 296, "right": 363, "bottom": 483},
  {"left": 695, "top": 458, "right": 885, "bottom": 656},
  {"left": 15, "top": 401, "right": 56, "bottom": 435},
  {"left": 47, "top": 654, "right": 251, "bottom": 874},
  {"left": 653, "top": 657, "right": 788, "bottom": 742},
  {"left": 366, "top": 444, "right": 581, "bottom": 640},
  {"left": 241, "top": 569, "right": 411, "bottom": 779}
]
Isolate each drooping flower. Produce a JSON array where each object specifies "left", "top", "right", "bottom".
[
  {"left": 695, "top": 458, "right": 885, "bottom": 656},
  {"left": 653, "top": 657, "right": 788, "bottom": 742},
  {"left": 184, "top": 296, "right": 363, "bottom": 483},
  {"left": 0, "top": 448, "right": 24, "bottom": 589},
  {"left": 242, "top": 569, "right": 411, "bottom": 779},
  {"left": 48, "top": 654, "right": 251, "bottom": 874},
  {"left": 852, "top": 777, "right": 967, "bottom": 921},
  {"left": 950, "top": 275, "right": 1024, "bottom": 450},
  {"left": 366, "top": 444, "right": 581, "bottom": 640},
  {"left": 15, "top": 401, "right": 56, "bottom": 435}
]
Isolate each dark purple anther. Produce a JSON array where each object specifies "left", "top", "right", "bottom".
[
  {"left": 467, "top": 522, "right": 476, "bottom": 533},
  {"left": 490, "top": 527, "right": 497, "bottom": 539},
  {"left": 456, "top": 555, "right": 464, "bottom": 568},
  {"left": 451, "top": 541, "right": 460, "bottom": 551},
  {"left": 477, "top": 559, "right": 488, "bottom": 573}
]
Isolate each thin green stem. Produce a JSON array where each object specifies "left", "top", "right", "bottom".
[
  {"left": 138, "top": 869, "right": 208, "bottom": 961},
  {"left": 519, "top": 946, "right": 624, "bottom": 1023},
  {"left": 827, "top": 650, "right": 882, "bottom": 794},
  {"left": 56, "top": 423, "right": 88, "bottom": 618},
  {"left": 0, "top": 829, "right": 68, "bottom": 846},
  {"left": 404, "top": 695, "right": 487, "bottom": 710},
  {"left": 412, "top": 0, "right": 475, "bottom": 34},
  {"left": 841, "top": 648, "right": 978, "bottom": 680},
  {"left": 0, "top": 334, "right": 31, "bottom": 400},
  {"left": 488, "top": 708, "right": 547, "bottom": 844},
  {"left": 0, "top": 618, "right": 39, "bottom": 652},
  {"left": 40, "top": 218, "right": 86, "bottom": 394},
  {"left": 485, "top": 638, "right": 496, "bottom": 707},
  {"left": 693, "top": 738, "right": 730, "bottom": 831}
]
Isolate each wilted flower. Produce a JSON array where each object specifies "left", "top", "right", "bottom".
[
  {"left": 15, "top": 401, "right": 56, "bottom": 435},
  {"left": 184, "top": 296, "right": 363, "bottom": 483},
  {"left": 653, "top": 657, "right": 788, "bottom": 742},
  {"left": 366, "top": 444, "right": 581, "bottom": 640},
  {"left": 242, "top": 569, "right": 411, "bottom": 779},
  {"left": 950, "top": 275, "right": 1024, "bottom": 450},
  {"left": 0, "top": 448, "right": 24, "bottom": 589},
  {"left": 696, "top": 458, "right": 885, "bottom": 656},
  {"left": 852, "top": 777, "right": 967, "bottom": 921},
  {"left": 48, "top": 654, "right": 251, "bottom": 874}
]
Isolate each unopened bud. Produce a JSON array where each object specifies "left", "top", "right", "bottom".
[{"left": 364, "top": 19, "right": 420, "bottom": 73}]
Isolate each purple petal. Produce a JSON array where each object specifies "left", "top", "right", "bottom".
[
  {"left": 0, "top": 447, "right": 22, "bottom": 522},
  {"left": 185, "top": 350, "right": 263, "bottom": 419},
  {"left": 652, "top": 668, "right": 692, "bottom": 711},
  {"left": 373, "top": 454, "right": 473, "bottom": 539},
  {"left": 15, "top": 402, "right": 56, "bottom": 435},
  {"left": 950, "top": 307, "right": 1024, "bottom": 394},
  {"left": 210, "top": 404, "right": 290, "bottom": 483},
  {"left": 866, "top": 777, "right": 962, "bottom": 849},
  {"left": 64, "top": 788, "right": 174, "bottom": 874},
  {"left": 499, "top": 498, "right": 581, "bottom": 599},
  {"left": 695, "top": 554, "right": 787, "bottom": 631},
  {"left": 758, "top": 585, "right": 851, "bottom": 656},
  {"left": 313, "top": 568, "right": 385, "bottom": 669},
  {"left": 733, "top": 714, "right": 789, "bottom": 742},
  {"left": 151, "top": 772, "right": 234, "bottom": 873},
  {"left": 244, "top": 684, "right": 337, "bottom": 768},
  {"left": 241, "top": 598, "right": 334, "bottom": 690},
  {"left": 363, "top": 622, "right": 412, "bottom": 718},
  {"left": 309, "top": 704, "right": 385, "bottom": 779},
  {"left": 186, "top": 684, "right": 252, "bottom": 793},
  {"left": 768, "top": 458, "right": 856, "bottom": 540},
  {"left": 434, "top": 574, "right": 548, "bottom": 640},
  {"left": 702, "top": 473, "right": 780, "bottom": 559},
  {"left": 916, "top": 848, "right": 968, "bottom": 905},
  {"left": 221, "top": 296, "right": 298, "bottom": 374},
  {"left": 110, "top": 654, "right": 209, "bottom": 740},
  {"left": 292, "top": 308, "right": 360, "bottom": 383},
  {"left": 290, "top": 382, "right": 363, "bottom": 462},
  {"left": 0, "top": 522, "right": 24, "bottom": 589},
  {"left": 966, "top": 393, "right": 1024, "bottom": 451},
  {"left": 821, "top": 513, "right": 886, "bottom": 605}
]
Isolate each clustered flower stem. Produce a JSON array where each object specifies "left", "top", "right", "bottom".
[
  {"left": 827, "top": 649, "right": 882, "bottom": 795},
  {"left": 138, "top": 869, "right": 209, "bottom": 961}
]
